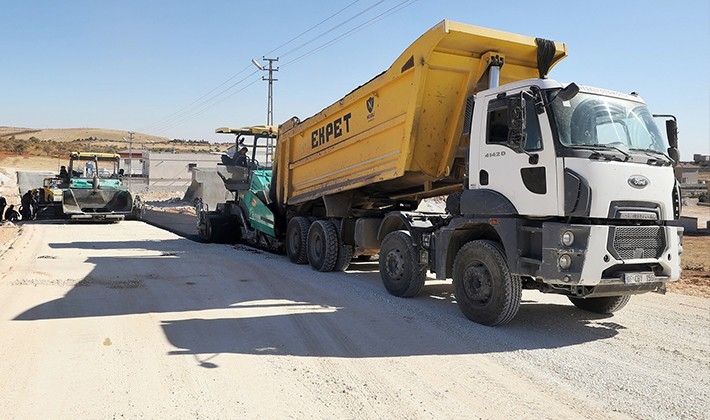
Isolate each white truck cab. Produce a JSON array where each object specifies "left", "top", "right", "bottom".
[{"left": 441, "top": 77, "right": 683, "bottom": 324}]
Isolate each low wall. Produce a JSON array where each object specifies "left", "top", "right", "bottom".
[{"left": 16, "top": 171, "right": 55, "bottom": 196}]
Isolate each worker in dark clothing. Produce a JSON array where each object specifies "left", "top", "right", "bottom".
[
  {"left": 59, "top": 165, "right": 68, "bottom": 181},
  {"left": 0, "top": 194, "right": 6, "bottom": 221},
  {"left": 20, "top": 190, "right": 34, "bottom": 221},
  {"left": 31, "top": 189, "right": 40, "bottom": 215},
  {"left": 234, "top": 147, "right": 249, "bottom": 167},
  {"left": 4, "top": 204, "right": 19, "bottom": 222}
]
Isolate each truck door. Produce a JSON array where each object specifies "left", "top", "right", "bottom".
[{"left": 474, "top": 93, "right": 559, "bottom": 217}]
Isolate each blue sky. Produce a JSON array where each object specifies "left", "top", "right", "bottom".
[{"left": 1, "top": 0, "right": 708, "bottom": 159}]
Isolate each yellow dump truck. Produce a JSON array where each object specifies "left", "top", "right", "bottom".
[
  {"left": 275, "top": 21, "right": 566, "bottom": 207},
  {"left": 224, "top": 20, "right": 683, "bottom": 326}
]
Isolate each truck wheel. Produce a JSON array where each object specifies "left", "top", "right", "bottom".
[
  {"left": 286, "top": 217, "right": 310, "bottom": 264},
  {"left": 334, "top": 244, "right": 354, "bottom": 272},
  {"left": 568, "top": 295, "right": 631, "bottom": 314},
  {"left": 453, "top": 240, "right": 521, "bottom": 326},
  {"left": 379, "top": 230, "right": 426, "bottom": 297},
  {"left": 307, "top": 220, "right": 339, "bottom": 272},
  {"left": 330, "top": 220, "right": 353, "bottom": 272}
]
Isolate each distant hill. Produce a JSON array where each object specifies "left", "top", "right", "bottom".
[
  {"left": 0, "top": 126, "right": 232, "bottom": 156},
  {"left": 0, "top": 126, "right": 171, "bottom": 143}
]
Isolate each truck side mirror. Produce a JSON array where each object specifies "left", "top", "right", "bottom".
[
  {"left": 653, "top": 114, "right": 680, "bottom": 166},
  {"left": 665, "top": 119, "right": 678, "bottom": 149},
  {"left": 507, "top": 95, "right": 527, "bottom": 148},
  {"left": 665, "top": 118, "right": 680, "bottom": 166},
  {"left": 556, "top": 82, "right": 579, "bottom": 102}
]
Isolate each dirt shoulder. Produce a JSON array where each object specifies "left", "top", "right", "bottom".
[{"left": 669, "top": 235, "right": 710, "bottom": 298}]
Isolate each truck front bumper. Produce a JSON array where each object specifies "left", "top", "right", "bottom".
[{"left": 539, "top": 223, "right": 683, "bottom": 294}]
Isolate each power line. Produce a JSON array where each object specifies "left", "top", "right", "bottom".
[
  {"left": 134, "top": 65, "right": 254, "bottom": 133},
  {"left": 138, "top": 1, "right": 416, "bottom": 137},
  {"left": 137, "top": 3, "right": 368, "bottom": 135},
  {"left": 140, "top": 68, "right": 261, "bottom": 135},
  {"left": 282, "top": 0, "right": 419, "bottom": 68},
  {"left": 278, "top": 0, "right": 385, "bottom": 59},
  {"left": 148, "top": 76, "right": 262, "bottom": 136},
  {"left": 136, "top": 67, "right": 258, "bottom": 134},
  {"left": 263, "top": 0, "right": 363, "bottom": 57}
]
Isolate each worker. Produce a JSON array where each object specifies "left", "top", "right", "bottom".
[
  {"left": 20, "top": 190, "right": 34, "bottom": 221},
  {"left": 234, "top": 147, "right": 249, "bottom": 167},
  {"left": 84, "top": 161, "right": 95, "bottom": 177},
  {"left": 4, "top": 204, "right": 19, "bottom": 222},
  {"left": 59, "top": 165, "right": 68, "bottom": 181},
  {"left": 0, "top": 193, "right": 6, "bottom": 221},
  {"left": 31, "top": 189, "right": 40, "bottom": 215}
]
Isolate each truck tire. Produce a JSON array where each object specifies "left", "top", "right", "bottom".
[
  {"left": 453, "top": 240, "right": 521, "bottom": 326},
  {"left": 568, "top": 295, "right": 631, "bottom": 314},
  {"left": 379, "top": 230, "right": 426, "bottom": 297},
  {"left": 286, "top": 217, "right": 310, "bottom": 264},
  {"left": 330, "top": 220, "right": 353, "bottom": 272},
  {"left": 334, "top": 244, "right": 354, "bottom": 272},
  {"left": 307, "top": 220, "right": 339, "bottom": 272}
]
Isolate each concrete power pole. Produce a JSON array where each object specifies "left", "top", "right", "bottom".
[
  {"left": 252, "top": 57, "right": 279, "bottom": 126},
  {"left": 127, "top": 132, "right": 134, "bottom": 191}
]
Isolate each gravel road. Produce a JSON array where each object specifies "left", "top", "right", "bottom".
[{"left": 0, "top": 221, "right": 708, "bottom": 419}]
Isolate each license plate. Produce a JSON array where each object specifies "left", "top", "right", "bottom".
[{"left": 623, "top": 272, "right": 656, "bottom": 284}]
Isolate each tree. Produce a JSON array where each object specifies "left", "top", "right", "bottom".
[
  {"left": 13, "top": 141, "right": 27, "bottom": 155},
  {"left": 42, "top": 143, "right": 54, "bottom": 156}
]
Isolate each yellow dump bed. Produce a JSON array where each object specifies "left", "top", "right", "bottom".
[{"left": 276, "top": 20, "right": 566, "bottom": 207}]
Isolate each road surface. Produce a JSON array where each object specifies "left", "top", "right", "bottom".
[{"left": 0, "top": 221, "right": 708, "bottom": 419}]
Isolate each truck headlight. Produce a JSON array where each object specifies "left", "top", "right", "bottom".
[
  {"left": 559, "top": 254, "right": 572, "bottom": 270},
  {"left": 561, "top": 230, "right": 574, "bottom": 246}
]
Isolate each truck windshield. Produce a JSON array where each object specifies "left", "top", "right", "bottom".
[{"left": 549, "top": 91, "right": 668, "bottom": 155}]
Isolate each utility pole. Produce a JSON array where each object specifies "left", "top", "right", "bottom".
[
  {"left": 252, "top": 57, "right": 279, "bottom": 166},
  {"left": 128, "top": 132, "right": 134, "bottom": 177},
  {"left": 252, "top": 57, "right": 279, "bottom": 125},
  {"left": 123, "top": 132, "right": 134, "bottom": 191}
]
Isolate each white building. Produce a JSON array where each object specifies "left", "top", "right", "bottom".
[
  {"left": 143, "top": 152, "right": 223, "bottom": 189},
  {"left": 118, "top": 150, "right": 144, "bottom": 176}
]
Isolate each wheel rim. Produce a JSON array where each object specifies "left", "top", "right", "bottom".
[
  {"left": 288, "top": 228, "right": 300, "bottom": 255},
  {"left": 384, "top": 248, "right": 405, "bottom": 281},
  {"left": 462, "top": 262, "right": 492, "bottom": 304},
  {"left": 312, "top": 231, "right": 323, "bottom": 260}
]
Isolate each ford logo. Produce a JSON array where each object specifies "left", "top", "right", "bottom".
[{"left": 628, "top": 175, "right": 650, "bottom": 189}]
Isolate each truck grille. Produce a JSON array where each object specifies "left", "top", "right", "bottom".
[{"left": 609, "top": 226, "right": 665, "bottom": 260}]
